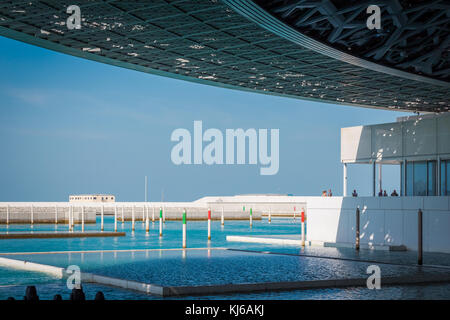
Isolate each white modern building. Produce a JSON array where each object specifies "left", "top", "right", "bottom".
[{"left": 341, "top": 113, "right": 450, "bottom": 197}]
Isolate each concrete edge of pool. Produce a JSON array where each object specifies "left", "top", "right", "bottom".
[
  {"left": 2, "top": 254, "right": 450, "bottom": 298},
  {"left": 0, "top": 231, "right": 126, "bottom": 239},
  {"left": 226, "top": 235, "right": 407, "bottom": 251}
]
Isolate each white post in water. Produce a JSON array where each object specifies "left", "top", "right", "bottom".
[
  {"left": 182, "top": 209, "right": 187, "bottom": 249},
  {"left": 145, "top": 206, "right": 149, "bottom": 233},
  {"left": 71, "top": 206, "right": 75, "bottom": 229},
  {"left": 221, "top": 207, "right": 224, "bottom": 226},
  {"left": 68, "top": 206, "right": 71, "bottom": 231},
  {"left": 121, "top": 206, "right": 124, "bottom": 223},
  {"left": 152, "top": 206, "right": 155, "bottom": 223},
  {"left": 114, "top": 206, "right": 117, "bottom": 232},
  {"left": 301, "top": 208, "right": 306, "bottom": 246},
  {"left": 269, "top": 208, "right": 271, "bottom": 223},
  {"left": 159, "top": 207, "right": 163, "bottom": 237},
  {"left": 250, "top": 208, "right": 253, "bottom": 227},
  {"left": 6, "top": 205, "right": 9, "bottom": 225},
  {"left": 207, "top": 208, "right": 211, "bottom": 241},
  {"left": 163, "top": 206, "right": 166, "bottom": 224},
  {"left": 101, "top": 205, "right": 104, "bottom": 231},
  {"left": 132, "top": 205, "right": 135, "bottom": 231},
  {"left": 81, "top": 206, "right": 85, "bottom": 232},
  {"left": 30, "top": 205, "right": 34, "bottom": 225},
  {"left": 142, "top": 206, "right": 145, "bottom": 224},
  {"left": 54, "top": 205, "right": 58, "bottom": 224}
]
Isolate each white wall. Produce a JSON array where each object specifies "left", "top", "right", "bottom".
[
  {"left": 306, "top": 196, "right": 450, "bottom": 253},
  {"left": 341, "top": 113, "right": 450, "bottom": 163}
]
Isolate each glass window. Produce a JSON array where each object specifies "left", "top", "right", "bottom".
[
  {"left": 441, "top": 161, "right": 446, "bottom": 196},
  {"left": 406, "top": 161, "right": 413, "bottom": 196},
  {"left": 413, "top": 161, "right": 427, "bottom": 196},
  {"left": 427, "top": 161, "right": 436, "bottom": 196},
  {"left": 447, "top": 161, "right": 450, "bottom": 196}
]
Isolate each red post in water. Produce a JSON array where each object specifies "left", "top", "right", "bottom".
[{"left": 208, "top": 208, "right": 211, "bottom": 240}]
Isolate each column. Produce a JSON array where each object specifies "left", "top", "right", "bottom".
[
  {"left": 343, "top": 163, "right": 348, "bottom": 197},
  {"left": 372, "top": 161, "right": 376, "bottom": 197}
]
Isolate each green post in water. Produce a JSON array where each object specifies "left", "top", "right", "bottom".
[
  {"left": 182, "top": 209, "right": 187, "bottom": 248},
  {"left": 243, "top": 206, "right": 245, "bottom": 211},
  {"left": 250, "top": 208, "right": 253, "bottom": 227}
]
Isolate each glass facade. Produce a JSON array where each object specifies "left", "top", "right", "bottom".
[
  {"left": 441, "top": 160, "right": 450, "bottom": 196},
  {"left": 406, "top": 160, "right": 437, "bottom": 196}
]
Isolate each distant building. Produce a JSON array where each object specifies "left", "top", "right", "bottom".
[{"left": 69, "top": 194, "right": 115, "bottom": 203}]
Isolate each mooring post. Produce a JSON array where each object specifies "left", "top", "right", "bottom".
[
  {"left": 269, "top": 208, "right": 271, "bottom": 223},
  {"left": 145, "top": 209, "right": 150, "bottom": 233},
  {"left": 208, "top": 208, "right": 211, "bottom": 240},
  {"left": 301, "top": 208, "right": 305, "bottom": 246},
  {"left": 142, "top": 206, "right": 145, "bottom": 224},
  {"left": 114, "top": 206, "right": 117, "bottom": 232},
  {"left": 101, "top": 205, "right": 104, "bottom": 231},
  {"left": 221, "top": 207, "right": 224, "bottom": 226},
  {"left": 294, "top": 206, "right": 296, "bottom": 221},
  {"left": 30, "top": 205, "right": 34, "bottom": 225},
  {"left": 356, "top": 207, "right": 360, "bottom": 251},
  {"left": 159, "top": 207, "right": 163, "bottom": 237},
  {"left": 68, "top": 206, "right": 71, "bottom": 231},
  {"left": 121, "top": 206, "right": 124, "bottom": 223},
  {"left": 55, "top": 205, "right": 58, "bottom": 224},
  {"left": 81, "top": 206, "right": 85, "bottom": 232},
  {"left": 6, "top": 205, "right": 9, "bottom": 225},
  {"left": 71, "top": 206, "right": 75, "bottom": 229},
  {"left": 152, "top": 206, "right": 155, "bottom": 223},
  {"left": 250, "top": 208, "right": 253, "bottom": 227},
  {"left": 182, "top": 209, "right": 187, "bottom": 249},
  {"left": 418, "top": 208, "right": 423, "bottom": 265},
  {"left": 163, "top": 206, "right": 166, "bottom": 224},
  {"left": 132, "top": 205, "right": 135, "bottom": 231}
]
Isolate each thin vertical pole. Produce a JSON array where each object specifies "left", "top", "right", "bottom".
[
  {"left": 343, "top": 163, "right": 348, "bottom": 197},
  {"left": 114, "top": 206, "right": 117, "bottom": 232},
  {"left": 101, "top": 205, "right": 104, "bottom": 231},
  {"left": 208, "top": 208, "right": 211, "bottom": 241},
  {"left": 221, "top": 207, "right": 224, "bottom": 226},
  {"left": 372, "top": 162, "right": 376, "bottom": 197},
  {"left": 6, "top": 205, "right": 9, "bottom": 225},
  {"left": 132, "top": 205, "right": 135, "bottom": 231},
  {"left": 182, "top": 209, "right": 187, "bottom": 249},
  {"left": 418, "top": 209, "right": 423, "bottom": 265},
  {"left": 269, "top": 208, "right": 271, "bottom": 223},
  {"left": 121, "top": 206, "right": 124, "bottom": 223},
  {"left": 81, "top": 206, "right": 85, "bottom": 232},
  {"left": 68, "top": 206, "right": 72, "bottom": 231},
  {"left": 356, "top": 207, "right": 360, "bottom": 251},
  {"left": 379, "top": 163, "right": 382, "bottom": 194},
  {"left": 163, "top": 205, "right": 166, "bottom": 224},
  {"left": 142, "top": 206, "right": 145, "bottom": 223},
  {"left": 301, "top": 208, "right": 305, "bottom": 246},
  {"left": 55, "top": 205, "right": 58, "bottom": 224},
  {"left": 145, "top": 206, "right": 149, "bottom": 233},
  {"left": 152, "top": 206, "right": 155, "bottom": 223},
  {"left": 250, "top": 208, "right": 253, "bottom": 227},
  {"left": 30, "top": 205, "right": 34, "bottom": 225},
  {"left": 159, "top": 207, "right": 163, "bottom": 237},
  {"left": 145, "top": 176, "right": 148, "bottom": 202}
]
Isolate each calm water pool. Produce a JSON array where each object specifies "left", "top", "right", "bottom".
[{"left": 1, "top": 217, "right": 450, "bottom": 300}]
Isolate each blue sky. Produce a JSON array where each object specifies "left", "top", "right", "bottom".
[{"left": 0, "top": 36, "right": 410, "bottom": 202}]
